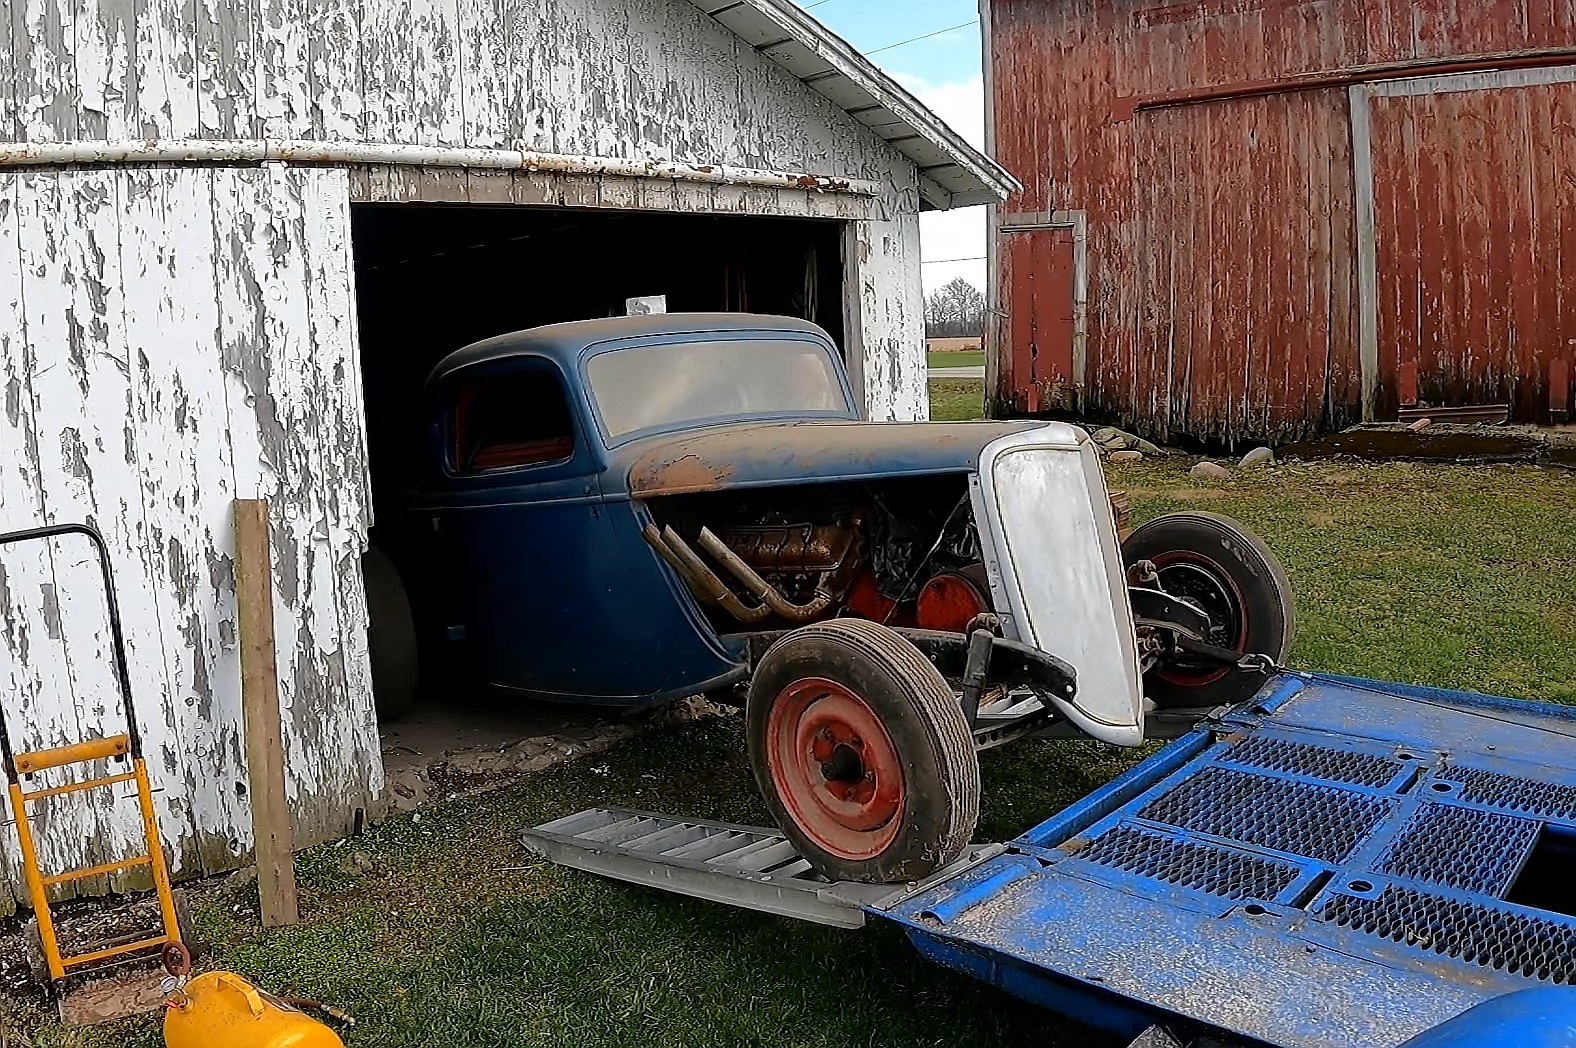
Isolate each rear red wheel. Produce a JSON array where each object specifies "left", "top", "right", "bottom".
[{"left": 747, "top": 619, "right": 978, "bottom": 883}]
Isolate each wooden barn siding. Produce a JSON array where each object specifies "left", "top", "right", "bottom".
[
  {"left": 0, "top": 165, "right": 380, "bottom": 911},
  {"left": 1367, "top": 69, "right": 1576, "bottom": 422},
  {"left": 990, "top": 0, "right": 1576, "bottom": 442},
  {"left": 0, "top": 0, "right": 929, "bottom": 421}
]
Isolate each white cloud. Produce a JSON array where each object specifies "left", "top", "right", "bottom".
[{"left": 894, "top": 71, "right": 989, "bottom": 296}]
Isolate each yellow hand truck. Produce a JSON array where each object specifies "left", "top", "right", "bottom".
[{"left": 0, "top": 523, "right": 185, "bottom": 985}]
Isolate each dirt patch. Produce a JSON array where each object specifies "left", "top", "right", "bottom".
[
  {"left": 1306, "top": 511, "right": 1338, "bottom": 527},
  {"left": 926, "top": 337, "right": 981, "bottom": 353},
  {"left": 1282, "top": 425, "right": 1543, "bottom": 463},
  {"left": 381, "top": 695, "right": 727, "bottom": 815},
  {"left": 0, "top": 881, "right": 226, "bottom": 1031}
]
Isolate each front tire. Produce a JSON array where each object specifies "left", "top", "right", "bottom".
[
  {"left": 1123, "top": 511, "right": 1295, "bottom": 707},
  {"left": 746, "top": 619, "right": 979, "bottom": 884}
]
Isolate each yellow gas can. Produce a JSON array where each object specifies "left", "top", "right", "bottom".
[{"left": 163, "top": 971, "right": 344, "bottom": 1048}]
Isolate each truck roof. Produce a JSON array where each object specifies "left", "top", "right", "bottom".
[{"left": 427, "top": 313, "right": 831, "bottom": 387}]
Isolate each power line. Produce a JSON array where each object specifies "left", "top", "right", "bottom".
[
  {"left": 865, "top": 18, "right": 979, "bottom": 56},
  {"left": 921, "top": 255, "right": 987, "bottom": 265}
]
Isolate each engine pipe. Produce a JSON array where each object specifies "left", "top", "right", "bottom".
[
  {"left": 696, "top": 527, "right": 839, "bottom": 625},
  {"left": 642, "top": 524, "right": 772, "bottom": 624}
]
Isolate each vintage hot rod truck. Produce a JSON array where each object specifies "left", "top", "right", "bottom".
[
  {"left": 375, "top": 312, "right": 1293, "bottom": 881},
  {"left": 382, "top": 315, "right": 1576, "bottom": 1047}
]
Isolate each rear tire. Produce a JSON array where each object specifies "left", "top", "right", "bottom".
[
  {"left": 746, "top": 619, "right": 979, "bottom": 884},
  {"left": 364, "top": 546, "right": 419, "bottom": 721},
  {"left": 1123, "top": 511, "right": 1294, "bottom": 708}
]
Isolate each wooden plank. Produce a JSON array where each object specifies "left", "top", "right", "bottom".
[
  {"left": 459, "top": 0, "right": 511, "bottom": 147},
  {"left": 0, "top": 0, "right": 13, "bottom": 141},
  {"left": 73, "top": 0, "right": 127, "bottom": 139},
  {"left": 297, "top": 168, "right": 382, "bottom": 840},
  {"left": 255, "top": 0, "right": 313, "bottom": 137},
  {"left": 215, "top": 165, "right": 381, "bottom": 852},
  {"left": 196, "top": 0, "right": 257, "bottom": 136},
  {"left": 13, "top": 0, "right": 76, "bottom": 140},
  {"left": 32, "top": 168, "right": 186, "bottom": 893},
  {"left": 233, "top": 498, "right": 298, "bottom": 929},
  {"left": 0, "top": 174, "right": 41, "bottom": 911},
  {"left": 11, "top": 171, "right": 119, "bottom": 900},
  {"left": 360, "top": 0, "right": 465, "bottom": 146},
  {"left": 1349, "top": 83, "right": 1380, "bottom": 421},
  {"left": 306, "top": 0, "right": 363, "bottom": 139},
  {"left": 117, "top": 166, "right": 241, "bottom": 876},
  {"left": 134, "top": 0, "right": 202, "bottom": 137}
]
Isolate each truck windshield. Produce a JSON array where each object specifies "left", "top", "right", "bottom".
[{"left": 587, "top": 338, "right": 849, "bottom": 440}]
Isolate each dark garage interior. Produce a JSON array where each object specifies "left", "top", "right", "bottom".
[{"left": 351, "top": 202, "right": 848, "bottom": 718}]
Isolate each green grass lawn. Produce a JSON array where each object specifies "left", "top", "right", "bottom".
[
  {"left": 928, "top": 378, "right": 984, "bottom": 422},
  {"left": 926, "top": 350, "right": 985, "bottom": 371},
  {"left": 30, "top": 456, "right": 1576, "bottom": 1048}
]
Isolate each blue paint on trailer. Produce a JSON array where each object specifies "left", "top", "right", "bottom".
[{"left": 883, "top": 672, "right": 1576, "bottom": 1048}]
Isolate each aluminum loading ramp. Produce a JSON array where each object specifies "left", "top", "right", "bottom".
[
  {"left": 527, "top": 674, "right": 1576, "bottom": 1048},
  {"left": 522, "top": 807, "right": 1000, "bottom": 929}
]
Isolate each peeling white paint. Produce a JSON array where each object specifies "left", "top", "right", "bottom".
[
  {"left": 0, "top": 167, "right": 380, "bottom": 909},
  {"left": 0, "top": 0, "right": 938, "bottom": 909}
]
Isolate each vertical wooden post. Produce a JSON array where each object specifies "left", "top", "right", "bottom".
[{"left": 233, "top": 498, "right": 299, "bottom": 928}]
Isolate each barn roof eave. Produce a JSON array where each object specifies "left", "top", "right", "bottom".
[{"left": 685, "top": 0, "right": 1019, "bottom": 210}]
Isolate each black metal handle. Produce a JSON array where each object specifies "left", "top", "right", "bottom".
[{"left": 0, "top": 523, "right": 142, "bottom": 779}]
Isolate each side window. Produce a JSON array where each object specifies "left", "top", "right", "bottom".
[{"left": 452, "top": 367, "right": 576, "bottom": 473}]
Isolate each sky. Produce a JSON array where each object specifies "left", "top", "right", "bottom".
[{"left": 790, "top": 0, "right": 988, "bottom": 296}]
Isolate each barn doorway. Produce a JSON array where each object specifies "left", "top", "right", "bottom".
[{"left": 349, "top": 202, "right": 848, "bottom": 728}]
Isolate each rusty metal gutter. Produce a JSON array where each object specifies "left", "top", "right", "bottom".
[
  {"left": 1112, "top": 45, "right": 1576, "bottom": 120},
  {"left": 0, "top": 139, "right": 881, "bottom": 196}
]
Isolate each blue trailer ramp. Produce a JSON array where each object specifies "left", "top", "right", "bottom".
[
  {"left": 526, "top": 673, "right": 1576, "bottom": 1047},
  {"left": 890, "top": 673, "right": 1576, "bottom": 1046}
]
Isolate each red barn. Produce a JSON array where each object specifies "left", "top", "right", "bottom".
[{"left": 983, "top": 0, "right": 1576, "bottom": 443}]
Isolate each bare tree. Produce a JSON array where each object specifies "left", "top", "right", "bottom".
[{"left": 926, "top": 277, "right": 986, "bottom": 339}]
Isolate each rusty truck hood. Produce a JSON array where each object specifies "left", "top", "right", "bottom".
[{"left": 622, "top": 420, "right": 1046, "bottom": 498}]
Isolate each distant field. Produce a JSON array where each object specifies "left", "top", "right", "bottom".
[
  {"left": 927, "top": 351, "right": 985, "bottom": 370},
  {"left": 926, "top": 336, "right": 981, "bottom": 354}
]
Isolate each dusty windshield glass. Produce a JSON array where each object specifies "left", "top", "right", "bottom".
[{"left": 588, "top": 338, "right": 848, "bottom": 439}]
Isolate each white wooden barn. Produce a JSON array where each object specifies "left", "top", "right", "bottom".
[{"left": 0, "top": 0, "right": 1013, "bottom": 907}]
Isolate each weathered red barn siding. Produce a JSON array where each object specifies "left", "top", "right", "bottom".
[
  {"left": 1369, "top": 71, "right": 1576, "bottom": 422},
  {"left": 987, "top": 0, "right": 1576, "bottom": 442}
]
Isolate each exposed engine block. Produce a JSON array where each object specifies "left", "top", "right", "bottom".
[{"left": 718, "top": 523, "right": 856, "bottom": 574}]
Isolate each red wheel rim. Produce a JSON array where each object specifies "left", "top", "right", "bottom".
[
  {"left": 764, "top": 677, "right": 904, "bottom": 861},
  {"left": 1149, "top": 550, "right": 1249, "bottom": 687}
]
